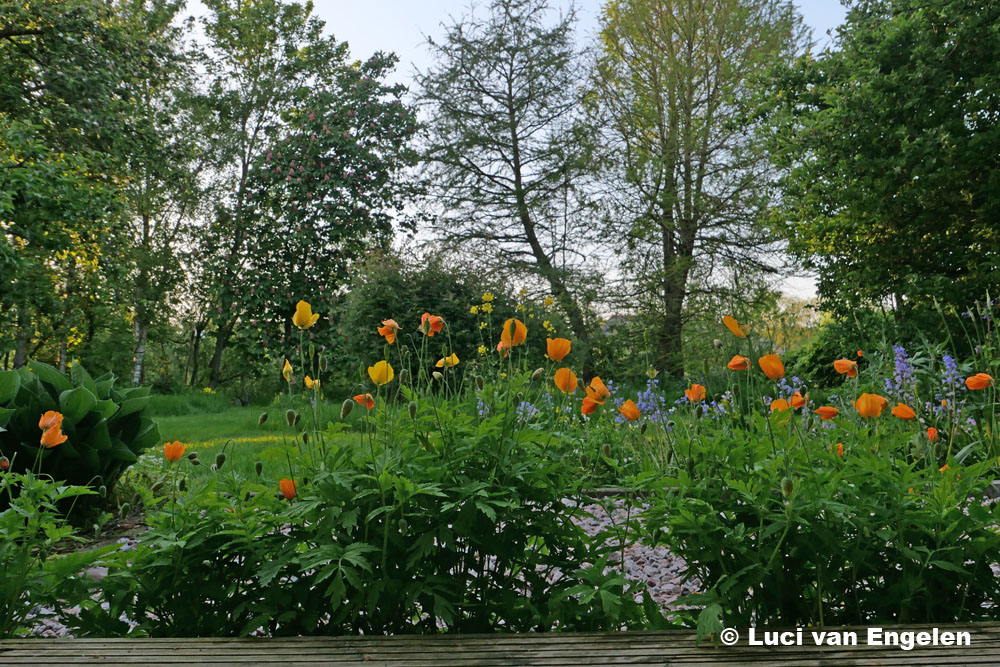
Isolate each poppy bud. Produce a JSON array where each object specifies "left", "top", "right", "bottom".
[
  {"left": 475, "top": 375, "right": 484, "bottom": 390},
  {"left": 191, "top": 458, "right": 202, "bottom": 466},
  {"left": 577, "top": 378, "right": 585, "bottom": 392},
  {"left": 580, "top": 454, "right": 590, "bottom": 467},
  {"left": 398, "top": 369, "right": 410, "bottom": 385},
  {"left": 187, "top": 451, "right": 198, "bottom": 460},
  {"left": 341, "top": 398, "right": 354, "bottom": 418},
  {"left": 258, "top": 412, "right": 269, "bottom": 427},
  {"left": 254, "top": 461, "right": 263, "bottom": 477},
  {"left": 686, "top": 458, "right": 694, "bottom": 476},
  {"left": 286, "top": 409, "right": 297, "bottom": 426},
  {"left": 401, "top": 344, "right": 410, "bottom": 356},
  {"left": 210, "top": 464, "right": 218, "bottom": 472},
  {"left": 319, "top": 356, "right": 328, "bottom": 372},
  {"left": 713, "top": 338, "right": 723, "bottom": 348},
  {"left": 0, "top": 456, "right": 9, "bottom": 470},
  {"left": 640, "top": 423, "right": 648, "bottom": 434},
  {"left": 782, "top": 477, "right": 794, "bottom": 497},
  {"left": 408, "top": 401, "right": 417, "bottom": 419},
  {"left": 531, "top": 368, "right": 544, "bottom": 382},
  {"left": 432, "top": 371, "right": 443, "bottom": 381},
  {"left": 98, "top": 485, "right": 107, "bottom": 498},
  {"left": 119, "top": 503, "right": 130, "bottom": 519},
  {"left": 695, "top": 405, "right": 703, "bottom": 419},
  {"left": 179, "top": 478, "right": 186, "bottom": 492},
  {"left": 398, "top": 518, "right": 408, "bottom": 532},
  {"left": 294, "top": 413, "right": 301, "bottom": 426},
  {"left": 602, "top": 443, "right": 612, "bottom": 458},
  {"left": 215, "top": 452, "right": 227, "bottom": 470},
  {"left": 302, "top": 432, "right": 309, "bottom": 445}
]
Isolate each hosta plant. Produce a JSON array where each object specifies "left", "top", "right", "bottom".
[{"left": 0, "top": 360, "right": 160, "bottom": 509}]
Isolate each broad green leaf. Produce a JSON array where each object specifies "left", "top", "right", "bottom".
[
  {"left": 59, "top": 386, "right": 98, "bottom": 423},
  {"left": 0, "top": 370, "right": 20, "bottom": 404},
  {"left": 29, "top": 359, "right": 72, "bottom": 393},
  {"left": 70, "top": 360, "right": 99, "bottom": 396}
]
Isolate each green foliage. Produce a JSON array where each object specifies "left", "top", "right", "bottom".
[
  {"left": 68, "top": 367, "right": 657, "bottom": 636},
  {"left": 762, "top": 0, "right": 1000, "bottom": 316},
  {"left": 0, "top": 361, "right": 159, "bottom": 507},
  {"left": 0, "top": 471, "right": 112, "bottom": 637},
  {"left": 645, "top": 423, "right": 1000, "bottom": 629}
]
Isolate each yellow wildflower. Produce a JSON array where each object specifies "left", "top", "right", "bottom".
[
  {"left": 478, "top": 345, "right": 487, "bottom": 355},
  {"left": 482, "top": 292, "right": 494, "bottom": 302},
  {"left": 481, "top": 303, "right": 493, "bottom": 314},
  {"left": 544, "top": 296, "right": 554, "bottom": 307},
  {"left": 470, "top": 305, "right": 479, "bottom": 314}
]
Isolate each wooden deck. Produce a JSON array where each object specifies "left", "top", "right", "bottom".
[{"left": 3, "top": 623, "right": 998, "bottom": 665}]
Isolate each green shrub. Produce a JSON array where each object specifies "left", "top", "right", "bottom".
[
  {"left": 0, "top": 360, "right": 160, "bottom": 508},
  {"left": 643, "top": 412, "right": 1000, "bottom": 632},
  {"left": 0, "top": 471, "right": 114, "bottom": 637}
]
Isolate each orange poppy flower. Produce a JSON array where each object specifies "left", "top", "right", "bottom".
[
  {"left": 619, "top": 399, "right": 640, "bottom": 421},
  {"left": 790, "top": 392, "right": 807, "bottom": 409},
  {"left": 501, "top": 318, "right": 527, "bottom": 349},
  {"left": 581, "top": 397, "right": 599, "bottom": 415},
  {"left": 814, "top": 405, "right": 839, "bottom": 420},
  {"left": 833, "top": 359, "right": 858, "bottom": 378},
  {"left": 38, "top": 410, "right": 64, "bottom": 431},
  {"left": 353, "top": 393, "right": 375, "bottom": 409},
  {"left": 585, "top": 377, "right": 610, "bottom": 405},
  {"left": 685, "top": 383, "right": 706, "bottom": 403},
  {"left": 546, "top": 337, "right": 571, "bottom": 362},
  {"left": 163, "top": 440, "right": 186, "bottom": 462},
  {"left": 965, "top": 373, "right": 994, "bottom": 390},
  {"left": 770, "top": 398, "right": 790, "bottom": 412},
  {"left": 854, "top": 393, "right": 888, "bottom": 418},
  {"left": 891, "top": 403, "right": 916, "bottom": 420},
  {"left": 420, "top": 312, "right": 444, "bottom": 337},
  {"left": 377, "top": 319, "right": 400, "bottom": 344},
  {"left": 939, "top": 464, "right": 950, "bottom": 473},
  {"left": 722, "top": 315, "right": 746, "bottom": 338},
  {"left": 553, "top": 368, "right": 578, "bottom": 394},
  {"left": 835, "top": 442, "right": 844, "bottom": 457},
  {"left": 727, "top": 355, "right": 749, "bottom": 371},
  {"left": 927, "top": 427, "right": 939, "bottom": 442},
  {"left": 857, "top": 350, "right": 863, "bottom": 357},
  {"left": 40, "top": 425, "right": 68, "bottom": 448},
  {"left": 758, "top": 354, "right": 784, "bottom": 381},
  {"left": 279, "top": 478, "right": 297, "bottom": 500}
]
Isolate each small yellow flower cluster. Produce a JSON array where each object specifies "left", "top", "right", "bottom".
[
  {"left": 542, "top": 320, "right": 557, "bottom": 334},
  {"left": 543, "top": 296, "right": 554, "bottom": 307},
  {"left": 481, "top": 303, "right": 493, "bottom": 314},
  {"left": 470, "top": 305, "right": 479, "bottom": 314}
]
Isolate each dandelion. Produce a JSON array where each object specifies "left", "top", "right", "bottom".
[{"left": 291, "top": 300, "right": 320, "bottom": 329}]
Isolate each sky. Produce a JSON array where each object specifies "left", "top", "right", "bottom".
[{"left": 186, "top": 0, "right": 849, "bottom": 299}]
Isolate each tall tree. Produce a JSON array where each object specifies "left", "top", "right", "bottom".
[
  {"left": 195, "top": 0, "right": 417, "bottom": 387},
  {"left": 591, "top": 0, "right": 807, "bottom": 376},
  {"left": 416, "top": 0, "right": 601, "bottom": 373},
  {"left": 762, "top": 0, "right": 1000, "bottom": 317}
]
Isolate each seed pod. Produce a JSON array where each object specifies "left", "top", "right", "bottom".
[
  {"left": 179, "top": 478, "right": 187, "bottom": 492},
  {"left": 191, "top": 458, "right": 202, "bottom": 466},
  {"left": 341, "top": 398, "right": 354, "bottom": 418},
  {"left": 119, "top": 502, "right": 130, "bottom": 519},
  {"left": 432, "top": 371, "right": 443, "bottom": 381},
  {"left": 408, "top": 401, "right": 418, "bottom": 419},
  {"left": 530, "top": 368, "right": 544, "bottom": 382},
  {"left": 293, "top": 413, "right": 301, "bottom": 426},
  {"left": 254, "top": 461, "right": 263, "bottom": 477},
  {"left": 475, "top": 375, "right": 484, "bottom": 391},
  {"left": 398, "top": 518, "right": 408, "bottom": 532},
  {"left": 258, "top": 412, "right": 269, "bottom": 427},
  {"left": 187, "top": 451, "right": 198, "bottom": 460},
  {"left": 782, "top": 477, "right": 794, "bottom": 497},
  {"left": 98, "top": 485, "right": 107, "bottom": 498},
  {"left": 215, "top": 452, "right": 227, "bottom": 470},
  {"left": 398, "top": 369, "right": 410, "bottom": 385},
  {"left": 302, "top": 432, "right": 309, "bottom": 445},
  {"left": 285, "top": 409, "right": 297, "bottom": 426}
]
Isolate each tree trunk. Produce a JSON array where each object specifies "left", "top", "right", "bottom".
[
  {"left": 131, "top": 319, "right": 149, "bottom": 386},
  {"left": 187, "top": 321, "right": 204, "bottom": 387},
  {"left": 208, "top": 321, "right": 233, "bottom": 389},
  {"left": 57, "top": 342, "right": 68, "bottom": 373},
  {"left": 12, "top": 307, "right": 30, "bottom": 368}
]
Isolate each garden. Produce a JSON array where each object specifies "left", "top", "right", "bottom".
[{"left": 2, "top": 0, "right": 999, "bottom": 647}]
